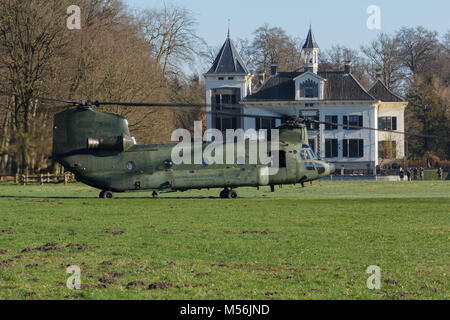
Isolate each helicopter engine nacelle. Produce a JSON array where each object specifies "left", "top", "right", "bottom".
[{"left": 87, "top": 135, "right": 135, "bottom": 152}]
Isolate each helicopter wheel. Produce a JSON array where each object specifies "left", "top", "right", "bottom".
[
  {"left": 100, "top": 191, "right": 114, "bottom": 199},
  {"left": 227, "top": 190, "right": 238, "bottom": 199},
  {"left": 219, "top": 188, "right": 229, "bottom": 199}
]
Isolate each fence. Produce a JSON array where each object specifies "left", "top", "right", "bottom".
[{"left": 13, "top": 172, "right": 76, "bottom": 185}]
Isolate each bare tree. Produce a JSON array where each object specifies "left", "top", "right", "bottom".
[
  {"left": 361, "top": 33, "right": 403, "bottom": 91},
  {"left": 138, "top": 3, "right": 207, "bottom": 77},
  {"left": 397, "top": 26, "right": 439, "bottom": 79},
  {"left": 249, "top": 24, "right": 303, "bottom": 74},
  {"left": 320, "top": 45, "right": 371, "bottom": 88},
  {"left": 0, "top": 0, "right": 72, "bottom": 173}
]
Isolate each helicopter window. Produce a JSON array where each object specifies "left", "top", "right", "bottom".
[
  {"left": 300, "top": 150, "right": 311, "bottom": 161},
  {"left": 269, "top": 151, "right": 286, "bottom": 168},
  {"left": 279, "top": 151, "right": 286, "bottom": 168},
  {"left": 315, "top": 163, "right": 325, "bottom": 174},
  {"left": 309, "top": 149, "right": 317, "bottom": 160}
]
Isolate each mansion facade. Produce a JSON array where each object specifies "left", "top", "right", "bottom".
[{"left": 204, "top": 27, "right": 408, "bottom": 171}]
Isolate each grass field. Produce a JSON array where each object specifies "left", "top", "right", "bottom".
[{"left": 0, "top": 181, "right": 448, "bottom": 300}]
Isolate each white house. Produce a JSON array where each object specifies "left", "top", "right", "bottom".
[{"left": 204, "top": 27, "right": 408, "bottom": 171}]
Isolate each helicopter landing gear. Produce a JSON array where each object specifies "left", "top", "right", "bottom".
[
  {"left": 99, "top": 190, "right": 114, "bottom": 199},
  {"left": 152, "top": 191, "right": 158, "bottom": 198},
  {"left": 220, "top": 188, "right": 229, "bottom": 198},
  {"left": 220, "top": 188, "right": 238, "bottom": 199}
]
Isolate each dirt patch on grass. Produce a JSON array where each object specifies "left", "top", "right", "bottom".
[
  {"left": 195, "top": 272, "right": 211, "bottom": 277},
  {"left": 28, "top": 278, "right": 40, "bottom": 282},
  {"left": 242, "top": 230, "right": 270, "bottom": 235},
  {"left": 111, "top": 272, "right": 125, "bottom": 278},
  {"left": 69, "top": 231, "right": 78, "bottom": 236},
  {"left": 384, "top": 279, "right": 399, "bottom": 285},
  {"left": 25, "top": 264, "right": 39, "bottom": 268},
  {"left": 0, "top": 259, "right": 14, "bottom": 267},
  {"left": 100, "top": 261, "right": 113, "bottom": 265},
  {"left": 106, "top": 230, "right": 125, "bottom": 236},
  {"left": 126, "top": 281, "right": 146, "bottom": 289},
  {"left": 66, "top": 243, "right": 91, "bottom": 250},
  {"left": 98, "top": 276, "right": 119, "bottom": 285},
  {"left": 24, "top": 292, "right": 37, "bottom": 298},
  {"left": 35, "top": 242, "right": 62, "bottom": 252},
  {"left": 0, "top": 249, "right": 8, "bottom": 254},
  {"left": 80, "top": 283, "right": 109, "bottom": 289},
  {"left": 148, "top": 282, "right": 174, "bottom": 290}
]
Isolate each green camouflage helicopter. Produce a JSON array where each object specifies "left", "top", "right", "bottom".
[{"left": 8, "top": 95, "right": 437, "bottom": 199}]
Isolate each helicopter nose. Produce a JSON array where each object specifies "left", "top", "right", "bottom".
[{"left": 329, "top": 163, "right": 335, "bottom": 174}]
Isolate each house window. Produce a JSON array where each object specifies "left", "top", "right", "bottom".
[
  {"left": 378, "top": 117, "right": 397, "bottom": 131},
  {"left": 343, "top": 139, "right": 364, "bottom": 158},
  {"left": 325, "top": 139, "right": 338, "bottom": 158},
  {"left": 256, "top": 118, "right": 276, "bottom": 130},
  {"left": 378, "top": 141, "right": 397, "bottom": 159},
  {"left": 228, "top": 77, "right": 234, "bottom": 80},
  {"left": 325, "top": 116, "right": 338, "bottom": 130},
  {"left": 212, "top": 88, "right": 240, "bottom": 132},
  {"left": 300, "top": 80, "right": 319, "bottom": 98},
  {"left": 343, "top": 115, "right": 363, "bottom": 130},
  {"left": 218, "top": 77, "right": 224, "bottom": 80}
]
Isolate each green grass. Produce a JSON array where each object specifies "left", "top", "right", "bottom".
[{"left": 0, "top": 181, "right": 448, "bottom": 300}]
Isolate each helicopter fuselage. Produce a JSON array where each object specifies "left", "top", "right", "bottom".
[{"left": 52, "top": 107, "right": 333, "bottom": 197}]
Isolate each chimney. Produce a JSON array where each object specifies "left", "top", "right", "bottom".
[
  {"left": 375, "top": 68, "right": 383, "bottom": 82},
  {"left": 344, "top": 60, "right": 352, "bottom": 74},
  {"left": 271, "top": 63, "right": 278, "bottom": 75}
]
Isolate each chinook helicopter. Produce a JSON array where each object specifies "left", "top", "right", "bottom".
[{"left": 5, "top": 95, "right": 439, "bottom": 199}]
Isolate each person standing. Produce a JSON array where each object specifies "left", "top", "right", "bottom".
[
  {"left": 406, "top": 168, "right": 411, "bottom": 181},
  {"left": 437, "top": 167, "right": 443, "bottom": 180},
  {"left": 420, "top": 167, "right": 424, "bottom": 180},
  {"left": 399, "top": 167, "right": 404, "bottom": 181},
  {"left": 413, "top": 167, "right": 418, "bottom": 180}
]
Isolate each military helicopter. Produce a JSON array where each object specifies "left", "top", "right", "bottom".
[{"left": 5, "top": 95, "right": 439, "bottom": 199}]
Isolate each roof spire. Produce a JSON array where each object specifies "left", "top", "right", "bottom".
[
  {"left": 227, "top": 18, "right": 230, "bottom": 38},
  {"left": 303, "top": 25, "right": 319, "bottom": 49}
]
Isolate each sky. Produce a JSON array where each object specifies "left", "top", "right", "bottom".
[{"left": 124, "top": 0, "right": 450, "bottom": 73}]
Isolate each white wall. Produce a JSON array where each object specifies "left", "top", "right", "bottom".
[
  {"left": 377, "top": 102, "right": 408, "bottom": 159},
  {"left": 204, "top": 74, "right": 252, "bottom": 140}
]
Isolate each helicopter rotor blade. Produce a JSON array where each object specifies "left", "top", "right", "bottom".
[{"left": 2, "top": 93, "right": 441, "bottom": 139}]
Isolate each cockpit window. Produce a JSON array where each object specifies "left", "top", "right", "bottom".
[
  {"left": 309, "top": 150, "right": 317, "bottom": 159},
  {"left": 300, "top": 150, "right": 311, "bottom": 161}
]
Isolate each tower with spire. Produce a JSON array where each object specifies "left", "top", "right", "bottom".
[
  {"left": 302, "top": 25, "right": 319, "bottom": 74},
  {"left": 204, "top": 29, "right": 252, "bottom": 133}
]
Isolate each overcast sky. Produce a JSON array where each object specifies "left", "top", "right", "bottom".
[{"left": 125, "top": 0, "right": 450, "bottom": 74}]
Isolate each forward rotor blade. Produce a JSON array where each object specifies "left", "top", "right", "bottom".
[
  {"left": 171, "top": 107, "right": 284, "bottom": 121},
  {"left": 269, "top": 109, "right": 440, "bottom": 139},
  {"left": 309, "top": 119, "right": 439, "bottom": 139}
]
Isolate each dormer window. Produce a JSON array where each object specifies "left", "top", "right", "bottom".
[{"left": 300, "top": 80, "right": 318, "bottom": 98}]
